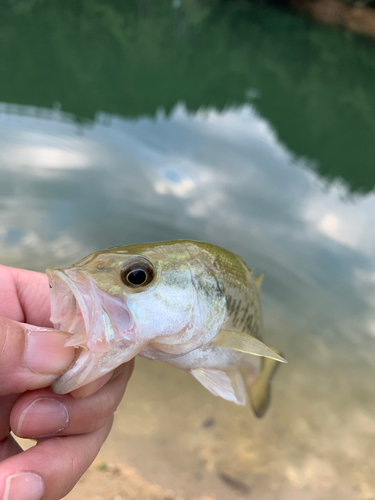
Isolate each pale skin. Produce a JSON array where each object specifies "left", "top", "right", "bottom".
[{"left": 0, "top": 265, "right": 133, "bottom": 500}]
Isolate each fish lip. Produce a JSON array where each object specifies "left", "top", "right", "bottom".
[
  {"left": 46, "top": 267, "right": 85, "bottom": 334},
  {"left": 47, "top": 267, "right": 135, "bottom": 352}
]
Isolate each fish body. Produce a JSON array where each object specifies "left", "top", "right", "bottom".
[{"left": 47, "top": 240, "right": 285, "bottom": 416}]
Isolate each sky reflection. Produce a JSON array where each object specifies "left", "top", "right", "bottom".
[{"left": 1, "top": 101, "right": 375, "bottom": 356}]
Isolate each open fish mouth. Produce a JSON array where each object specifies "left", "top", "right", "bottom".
[
  {"left": 46, "top": 267, "right": 137, "bottom": 393},
  {"left": 47, "top": 267, "right": 135, "bottom": 351}
]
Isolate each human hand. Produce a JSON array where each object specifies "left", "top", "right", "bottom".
[{"left": 0, "top": 265, "right": 133, "bottom": 500}]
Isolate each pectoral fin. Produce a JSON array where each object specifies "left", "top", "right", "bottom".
[
  {"left": 190, "top": 367, "right": 246, "bottom": 405},
  {"left": 213, "top": 330, "right": 286, "bottom": 363},
  {"left": 243, "top": 353, "right": 283, "bottom": 418}
]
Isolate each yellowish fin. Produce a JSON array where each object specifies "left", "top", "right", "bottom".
[
  {"left": 213, "top": 330, "right": 286, "bottom": 364},
  {"left": 254, "top": 272, "right": 265, "bottom": 290},
  {"left": 244, "top": 352, "right": 282, "bottom": 418}
]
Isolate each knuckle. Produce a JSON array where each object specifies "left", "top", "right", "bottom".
[
  {"left": 0, "top": 318, "right": 29, "bottom": 395},
  {"left": 0, "top": 317, "right": 23, "bottom": 364},
  {"left": 98, "top": 390, "right": 117, "bottom": 421},
  {"left": 0, "top": 318, "right": 9, "bottom": 363},
  {"left": 78, "top": 391, "right": 115, "bottom": 434}
]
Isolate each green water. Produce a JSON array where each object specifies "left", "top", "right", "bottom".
[{"left": 1, "top": 1, "right": 375, "bottom": 499}]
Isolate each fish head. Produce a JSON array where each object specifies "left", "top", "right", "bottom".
[{"left": 47, "top": 242, "right": 226, "bottom": 393}]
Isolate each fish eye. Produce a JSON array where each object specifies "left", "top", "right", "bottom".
[
  {"left": 120, "top": 259, "right": 154, "bottom": 290},
  {"left": 128, "top": 269, "right": 147, "bottom": 285}
]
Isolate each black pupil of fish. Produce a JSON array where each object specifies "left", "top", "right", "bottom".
[{"left": 127, "top": 269, "right": 147, "bottom": 286}]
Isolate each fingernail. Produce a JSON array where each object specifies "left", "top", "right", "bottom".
[
  {"left": 16, "top": 398, "right": 69, "bottom": 438},
  {"left": 25, "top": 329, "right": 75, "bottom": 375},
  {"left": 3, "top": 472, "right": 44, "bottom": 500}
]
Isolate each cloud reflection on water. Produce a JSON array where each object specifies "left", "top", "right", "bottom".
[{"left": 1, "top": 101, "right": 375, "bottom": 352}]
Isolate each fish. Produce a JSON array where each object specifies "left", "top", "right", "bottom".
[{"left": 46, "top": 240, "right": 286, "bottom": 417}]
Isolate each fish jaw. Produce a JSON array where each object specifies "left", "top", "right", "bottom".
[
  {"left": 47, "top": 266, "right": 140, "bottom": 393},
  {"left": 51, "top": 342, "right": 144, "bottom": 394}
]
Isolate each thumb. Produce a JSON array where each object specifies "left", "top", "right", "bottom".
[{"left": 0, "top": 317, "right": 76, "bottom": 396}]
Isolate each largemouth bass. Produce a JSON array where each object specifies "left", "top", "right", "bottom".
[{"left": 47, "top": 240, "right": 286, "bottom": 417}]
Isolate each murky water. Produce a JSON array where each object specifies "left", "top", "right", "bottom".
[{"left": 2, "top": 1, "right": 375, "bottom": 498}]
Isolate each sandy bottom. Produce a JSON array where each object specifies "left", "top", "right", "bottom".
[
  {"left": 15, "top": 330, "right": 375, "bottom": 500},
  {"left": 53, "top": 343, "right": 375, "bottom": 500},
  {"left": 67, "top": 460, "right": 214, "bottom": 500}
]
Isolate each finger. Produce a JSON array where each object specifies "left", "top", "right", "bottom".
[
  {"left": 69, "top": 371, "right": 114, "bottom": 399},
  {"left": 0, "top": 436, "right": 23, "bottom": 462},
  {"left": 0, "top": 395, "right": 20, "bottom": 442},
  {"left": 69, "top": 361, "right": 131, "bottom": 400},
  {"left": 0, "top": 318, "right": 76, "bottom": 396},
  {"left": 110, "top": 362, "right": 131, "bottom": 382},
  {"left": 0, "top": 266, "right": 51, "bottom": 327},
  {"left": 11, "top": 361, "right": 133, "bottom": 439},
  {"left": 0, "top": 418, "right": 113, "bottom": 500}
]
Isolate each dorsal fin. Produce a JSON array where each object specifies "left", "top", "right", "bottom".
[{"left": 254, "top": 272, "right": 265, "bottom": 290}]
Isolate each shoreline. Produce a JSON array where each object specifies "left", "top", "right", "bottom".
[{"left": 289, "top": 0, "right": 375, "bottom": 38}]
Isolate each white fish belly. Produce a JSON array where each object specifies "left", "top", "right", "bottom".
[{"left": 140, "top": 342, "right": 261, "bottom": 374}]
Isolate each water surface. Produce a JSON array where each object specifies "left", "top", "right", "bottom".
[{"left": 1, "top": 1, "right": 375, "bottom": 499}]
